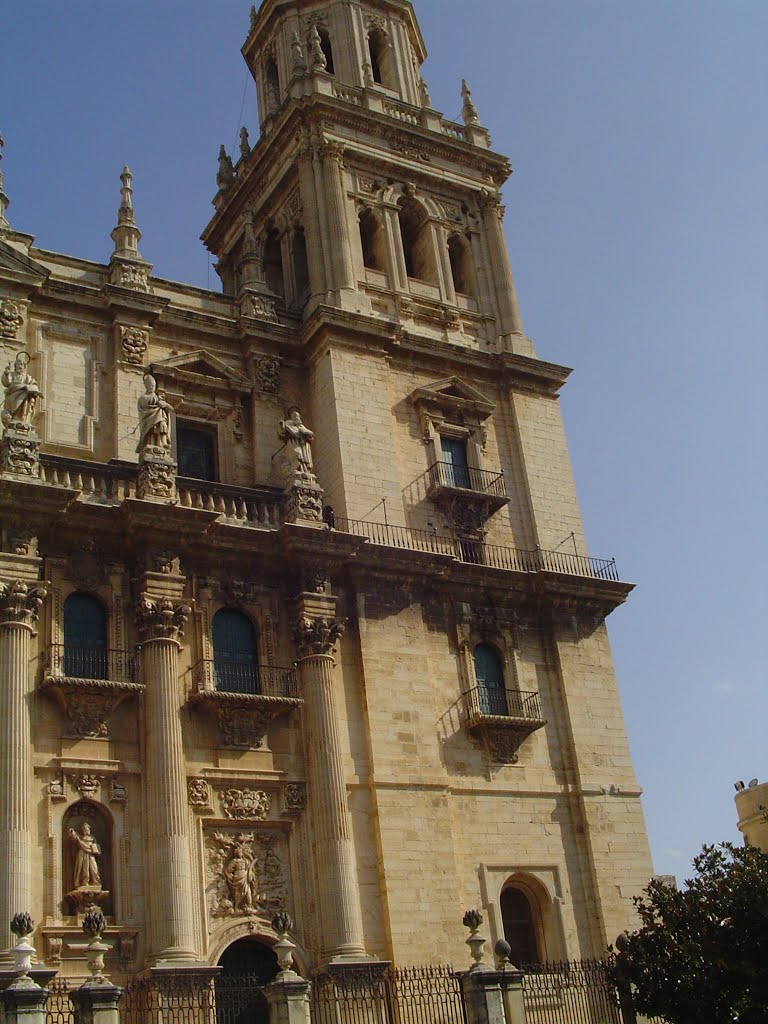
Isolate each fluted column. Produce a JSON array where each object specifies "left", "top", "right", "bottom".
[
  {"left": 0, "top": 579, "right": 47, "bottom": 961},
  {"left": 319, "top": 140, "right": 356, "bottom": 296},
  {"left": 478, "top": 190, "right": 523, "bottom": 340},
  {"left": 136, "top": 588, "right": 198, "bottom": 964},
  {"left": 293, "top": 603, "right": 367, "bottom": 961}
]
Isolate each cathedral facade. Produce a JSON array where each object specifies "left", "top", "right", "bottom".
[{"left": 0, "top": 0, "right": 652, "bottom": 981}]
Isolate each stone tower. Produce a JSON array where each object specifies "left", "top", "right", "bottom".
[{"left": 0, "top": 0, "right": 652, "bottom": 981}]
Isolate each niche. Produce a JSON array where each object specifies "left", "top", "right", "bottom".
[
  {"left": 62, "top": 800, "right": 114, "bottom": 917},
  {"left": 398, "top": 196, "right": 438, "bottom": 284},
  {"left": 367, "top": 27, "right": 394, "bottom": 89},
  {"left": 359, "top": 208, "right": 386, "bottom": 271},
  {"left": 448, "top": 233, "right": 476, "bottom": 296}
]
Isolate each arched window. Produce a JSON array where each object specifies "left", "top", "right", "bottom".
[
  {"left": 291, "top": 227, "right": 310, "bottom": 309},
  {"left": 63, "top": 593, "right": 107, "bottom": 679},
  {"left": 359, "top": 208, "right": 386, "bottom": 271},
  {"left": 398, "top": 196, "right": 438, "bottom": 284},
  {"left": 264, "top": 228, "right": 285, "bottom": 299},
  {"left": 448, "top": 233, "right": 476, "bottom": 296},
  {"left": 212, "top": 609, "right": 259, "bottom": 694},
  {"left": 500, "top": 886, "right": 540, "bottom": 966},
  {"left": 318, "top": 28, "right": 334, "bottom": 75},
  {"left": 368, "top": 27, "right": 393, "bottom": 89},
  {"left": 473, "top": 643, "right": 506, "bottom": 715}
]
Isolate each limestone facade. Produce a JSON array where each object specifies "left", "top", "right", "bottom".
[{"left": 0, "top": 0, "right": 652, "bottom": 982}]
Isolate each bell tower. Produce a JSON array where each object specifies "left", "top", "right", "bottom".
[{"left": 202, "top": 0, "right": 528, "bottom": 356}]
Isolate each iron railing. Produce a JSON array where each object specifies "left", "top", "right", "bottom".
[
  {"left": 45, "top": 644, "right": 136, "bottom": 683},
  {"left": 463, "top": 686, "right": 544, "bottom": 723},
  {"left": 521, "top": 959, "right": 623, "bottom": 1024},
  {"left": 311, "top": 964, "right": 466, "bottom": 1024},
  {"left": 45, "top": 978, "right": 73, "bottom": 1024},
  {"left": 192, "top": 659, "right": 299, "bottom": 698},
  {"left": 335, "top": 518, "right": 620, "bottom": 582},
  {"left": 120, "top": 972, "right": 273, "bottom": 1024},
  {"left": 425, "top": 461, "right": 507, "bottom": 498}
]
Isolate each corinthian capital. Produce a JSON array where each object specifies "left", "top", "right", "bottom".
[
  {"left": 293, "top": 615, "right": 345, "bottom": 657},
  {"left": 477, "top": 189, "right": 503, "bottom": 216},
  {"left": 136, "top": 594, "right": 191, "bottom": 643},
  {"left": 0, "top": 579, "right": 48, "bottom": 626}
]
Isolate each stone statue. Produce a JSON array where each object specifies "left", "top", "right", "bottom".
[
  {"left": 220, "top": 832, "right": 258, "bottom": 914},
  {"left": 136, "top": 373, "right": 172, "bottom": 452},
  {"left": 279, "top": 408, "right": 314, "bottom": 476},
  {"left": 1, "top": 352, "right": 41, "bottom": 427},
  {"left": 69, "top": 822, "right": 102, "bottom": 889},
  {"left": 239, "top": 127, "right": 251, "bottom": 161}
]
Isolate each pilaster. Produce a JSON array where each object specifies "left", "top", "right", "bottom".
[
  {"left": 477, "top": 191, "right": 527, "bottom": 354},
  {"left": 319, "top": 140, "right": 357, "bottom": 303},
  {"left": 292, "top": 592, "right": 367, "bottom": 962}
]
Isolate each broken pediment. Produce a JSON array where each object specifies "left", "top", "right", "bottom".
[
  {"left": 0, "top": 238, "right": 50, "bottom": 289},
  {"left": 408, "top": 376, "right": 495, "bottom": 421},
  {"left": 149, "top": 350, "right": 252, "bottom": 392}
]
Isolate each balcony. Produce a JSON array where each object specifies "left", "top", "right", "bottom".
[
  {"left": 187, "top": 660, "right": 302, "bottom": 750},
  {"left": 335, "top": 518, "right": 620, "bottom": 582},
  {"left": 461, "top": 686, "right": 547, "bottom": 765},
  {"left": 420, "top": 461, "right": 509, "bottom": 534},
  {"left": 40, "top": 644, "right": 142, "bottom": 738}
]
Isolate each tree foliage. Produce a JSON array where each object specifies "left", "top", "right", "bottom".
[{"left": 611, "top": 843, "right": 768, "bottom": 1023}]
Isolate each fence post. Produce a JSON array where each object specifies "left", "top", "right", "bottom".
[
  {"left": 265, "top": 914, "right": 312, "bottom": 1024},
  {"left": 69, "top": 910, "right": 122, "bottom": 1024},
  {"left": 1, "top": 922, "right": 49, "bottom": 1024},
  {"left": 457, "top": 914, "right": 527, "bottom": 1024}
]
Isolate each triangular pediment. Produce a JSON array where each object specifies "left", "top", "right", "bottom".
[
  {"left": 409, "top": 376, "right": 495, "bottom": 419},
  {"left": 0, "top": 238, "right": 50, "bottom": 287},
  {"left": 150, "top": 350, "right": 251, "bottom": 389}
]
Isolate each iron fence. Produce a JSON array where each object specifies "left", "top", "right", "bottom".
[
  {"left": 119, "top": 972, "right": 271, "bottom": 1024},
  {"left": 311, "top": 964, "right": 465, "bottom": 1024},
  {"left": 45, "top": 978, "right": 73, "bottom": 1024},
  {"left": 191, "top": 660, "right": 299, "bottom": 697},
  {"left": 521, "top": 960, "right": 623, "bottom": 1024},
  {"left": 463, "top": 686, "right": 544, "bottom": 723},
  {"left": 45, "top": 644, "right": 136, "bottom": 683},
  {"left": 425, "top": 462, "right": 507, "bottom": 498}
]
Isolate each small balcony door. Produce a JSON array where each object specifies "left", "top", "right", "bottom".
[
  {"left": 473, "top": 643, "right": 507, "bottom": 716},
  {"left": 63, "top": 593, "right": 107, "bottom": 679},
  {"left": 177, "top": 426, "right": 216, "bottom": 481},
  {"left": 212, "top": 609, "right": 259, "bottom": 694},
  {"left": 440, "top": 436, "right": 471, "bottom": 489}
]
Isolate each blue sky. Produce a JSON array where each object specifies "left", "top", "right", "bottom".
[{"left": 3, "top": 1, "right": 767, "bottom": 883}]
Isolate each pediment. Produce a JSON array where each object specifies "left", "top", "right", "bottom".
[
  {"left": 409, "top": 376, "right": 495, "bottom": 420},
  {"left": 150, "top": 350, "right": 251, "bottom": 391},
  {"left": 0, "top": 238, "right": 50, "bottom": 287}
]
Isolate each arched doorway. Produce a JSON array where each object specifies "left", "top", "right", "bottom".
[{"left": 215, "top": 938, "right": 278, "bottom": 1024}]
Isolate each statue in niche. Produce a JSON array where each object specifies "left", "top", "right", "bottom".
[
  {"left": 136, "top": 373, "right": 172, "bottom": 452},
  {"left": 1, "top": 352, "right": 41, "bottom": 427},
  {"left": 69, "top": 822, "right": 102, "bottom": 889},
  {"left": 218, "top": 831, "right": 258, "bottom": 914},
  {"left": 278, "top": 408, "right": 314, "bottom": 477}
]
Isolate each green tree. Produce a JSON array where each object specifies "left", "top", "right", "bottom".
[{"left": 611, "top": 843, "right": 768, "bottom": 1023}]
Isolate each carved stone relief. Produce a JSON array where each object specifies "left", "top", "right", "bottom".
[
  {"left": 220, "top": 789, "right": 270, "bottom": 821},
  {"left": 284, "top": 783, "right": 306, "bottom": 811},
  {"left": 0, "top": 579, "right": 47, "bottom": 626},
  {"left": 0, "top": 299, "right": 25, "bottom": 341},
  {"left": 72, "top": 774, "right": 101, "bottom": 801},
  {"left": 188, "top": 778, "right": 211, "bottom": 809},
  {"left": 217, "top": 705, "right": 273, "bottom": 749},
  {"left": 109, "top": 780, "right": 127, "bottom": 804},
  {"left": 135, "top": 595, "right": 190, "bottom": 642},
  {"left": 111, "top": 263, "right": 150, "bottom": 292},
  {"left": 254, "top": 356, "right": 280, "bottom": 394},
  {"left": 119, "top": 326, "right": 149, "bottom": 365},
  {"left": 205, "top": 828, "right": 287, "bottom": 919},
  {"left": 248, "top": 295, "right": 279, "bottom": 323},
  {"left": 293, "top": 615, "right": 344, "bottom": 657}
]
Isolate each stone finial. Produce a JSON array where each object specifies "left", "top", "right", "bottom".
[
  {"left": 109, "top": 166, "right": 152, "bottom": 291},
  {"left": 83, "top": 907, "right": 106, "bottom": 940},
  {"left": 494, "top": 938, "right": 513, "bottom": 968},
  {"left": 82, "top": 907, "right": 109, "bottom": 981},
  {"left": 291, "top": 33, "right": 307, "bottom": 75},
  {"left": 463, "top": 909, "right": 490, "bottom": 971},
  {"left": 308, "top": 25, "right": 327, "bottom": 72},
  {"left": 271, "top": 912, "right": 298, "bottom": 976},
  {"left": 216, "top": 145, "right": 235, "bottom": 191},
  {"left": 239, "top": 127, "right": 251, "bottom": 161},
  {"left": 249, "top": 5, "right": 257, "bottom": 30},
  {"left": 0, "top": 132, "right": 10, "bottom": 231},
  {"left": 272, "top": 910, "right": 294, "bottom": 936},
  {"left": 10, "top": 913, "right": 33, "bottom": 939},
  {"left": 461, "top": 80, "right": 480, "bottom": 125}
]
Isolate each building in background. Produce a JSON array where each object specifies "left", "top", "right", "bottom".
[
  {"left": 734, "top": 780, "right": 768, "bottom": 852},
  {"left": 0, "top": 0, "right": 652, "bottom": 982}
]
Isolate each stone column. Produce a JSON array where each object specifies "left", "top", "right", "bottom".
[
  {"left": 293, "top": 597, "right": 367, "bottom": 962},
  {"left": 0, "top": 578, "right": 47, "bottom": 962},
  {"left": 136, "top": 578, "right": 199, "bottom": 964},
  {"left": 297, "top": 138, "right": 329, "bottom": 302},
  {"left": 319, "top": 141, "right": 356, "bottom": 296},
  {"left": 478, "top": 191, "right": 524, "bottom": 341}
]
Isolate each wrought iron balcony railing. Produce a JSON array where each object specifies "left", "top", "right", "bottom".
[
  {"left": 463, "top": 686, "right": 545, "bottom": 727},
  {"left": 425, "top": 461, "right": 507, "bottom": 498},
  {"left": 191, "top": 659, "right": 299, "bottom": 698},
  {"left": 44, "top": 644, "right": 137, "bottom": 684},
  {"left": 335, "top": 518, "right": 620, "bottom": 582}
]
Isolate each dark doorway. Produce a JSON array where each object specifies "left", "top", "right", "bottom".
[
  {"left": 177, "top": 425, "right": 216, "bottom": 481},
  {"left": 216, "top": 939, "right": 279, "bottom": 1024}
]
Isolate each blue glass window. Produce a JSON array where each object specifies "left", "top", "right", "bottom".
[
  {"left": 63, "top": 593, "right": 107, "bottom": 679},
  {"left": 473, "top": 643, "right": 507, "bottom": 715},
  {"left": 212, "top": 609, "right": 259, "bottom": 694},
  {"left": 441, "top": 436, "right": 471, "bottom": 489}
]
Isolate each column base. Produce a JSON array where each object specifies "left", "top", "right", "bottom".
[{"left": 0, "top": 967, "right": 56, "bottom": 992}]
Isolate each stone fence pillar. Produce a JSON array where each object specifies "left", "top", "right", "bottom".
[{"left": 458, "top": 916, "right": 527, "bottom": 1024}]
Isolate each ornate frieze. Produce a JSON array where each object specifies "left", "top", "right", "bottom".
[
  {"left": 247, "top": 294, "right": 279, "bottom": 323},
  {"left": 0, "top": 426, "right": 40, "bottom": 476},
  {"left": 220, "top": 788, "right": 270, "bottom": 821},
  {"left": 283, "top": 481, "right": 323, "bottom": 524},
  {"left": 119, "top": 325, "right": 149, "bottom": 365},
  {"left": 206, "top": 828, "right": 287, "bottom": 918},
  {"left": 0, "top": 299, "right": 25, "bottom": 341},
  {"left": 0, "top": 578, "right": 47, "bottom": 626},
  {"left": 293, "top": 615, "right": 344, "bottom": 657},
  {"left": 135, "top": 595, "right": 191, "bottom": 642}
]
